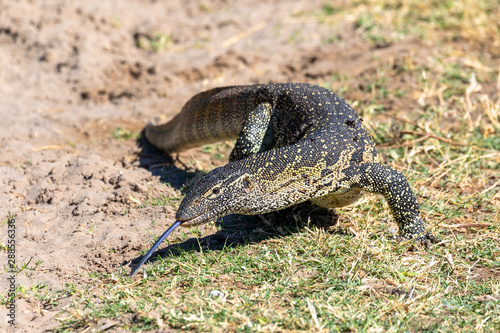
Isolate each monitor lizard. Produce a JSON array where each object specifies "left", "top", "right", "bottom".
[{"left": 130, "top": 83, "right": 437, "bottom": 276}]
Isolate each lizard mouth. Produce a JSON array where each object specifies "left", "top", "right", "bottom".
[{"left": 177, "top": 210, "right": 220, "bottom": 227}]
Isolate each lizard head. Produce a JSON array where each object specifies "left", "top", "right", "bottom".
[
  {"left": 129, "top": 165, "right": 265, "bottom": 277},
  {"left": 130, "top": 163, "right": 269, "bottom": 276},
  {"left": 176, "top": 165, "right": 265, "bottom": 227}
]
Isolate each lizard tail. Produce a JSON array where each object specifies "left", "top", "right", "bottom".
[{"left": 145, "top": 85, "right": 254, "bottom": 153}]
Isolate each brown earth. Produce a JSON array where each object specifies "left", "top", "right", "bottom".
[{"left": 0, "top": 0, "right": 497, "bottom": 331}]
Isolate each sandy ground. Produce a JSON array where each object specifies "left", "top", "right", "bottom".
[{"left": 0, "top": 0, "right": 496, "bottom": 331}]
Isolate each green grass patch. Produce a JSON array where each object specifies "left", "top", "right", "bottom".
[
  {"left": 51, "top": 223, "right": 500, "bottom": 331},
  {"left": 111, "top": 127, "right": 139, "bottom": 141}
]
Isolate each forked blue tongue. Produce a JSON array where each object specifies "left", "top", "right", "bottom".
[{"left": 129, "top": 220, "right": 182, "bottom": 277}]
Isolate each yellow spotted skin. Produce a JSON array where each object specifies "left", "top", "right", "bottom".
[{"left": 146, "top": 83, "right": 435, "bottom": 241}]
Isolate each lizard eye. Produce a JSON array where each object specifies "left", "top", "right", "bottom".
[{"left": 203, "top": 186, "right": 222, "bottom": 198}]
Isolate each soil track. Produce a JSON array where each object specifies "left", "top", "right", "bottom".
[{"left": 0, "top": 0, "right": 488, "bottom": 331}]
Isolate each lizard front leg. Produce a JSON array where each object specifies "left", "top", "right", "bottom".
[
  {"left": 229, "top": 102, "right": 274, "bottom": 162},
  {"left": 356, "top": 163, "right": 438, "bottom": 243}
]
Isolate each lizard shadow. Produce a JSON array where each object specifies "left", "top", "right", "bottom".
[{"left": 136, "top": 129, "right": 196, "bottom": 190}]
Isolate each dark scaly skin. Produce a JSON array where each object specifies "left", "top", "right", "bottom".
[{"left": 145, "top": 83, "right": 436, "bottom": 242}]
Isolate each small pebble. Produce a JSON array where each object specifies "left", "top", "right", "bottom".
[{"left": 208, "top": 290, "right": 224, "bottom": 298}]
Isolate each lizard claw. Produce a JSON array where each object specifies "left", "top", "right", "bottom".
[{"left": 394, "top": 232, "right": 442, "bottom": 250}]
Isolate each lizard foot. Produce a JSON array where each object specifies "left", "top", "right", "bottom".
[{"left": 394, "top": 232, "right": 441, "bottom": 251}]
